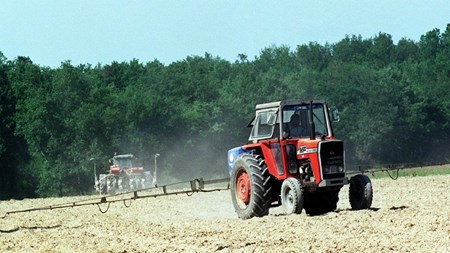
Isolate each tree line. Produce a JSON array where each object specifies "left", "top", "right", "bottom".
[{"left": 1, "top": 27, "right": 449, "bottom": 199}]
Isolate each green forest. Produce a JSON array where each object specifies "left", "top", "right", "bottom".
[{"left": 1, "top": 27, "right": 449, "bottom": 199}]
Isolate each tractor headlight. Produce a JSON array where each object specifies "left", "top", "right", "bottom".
[
  {"left": 337, "top": 165, "right": 344, "bottom": 173},
  {"left": 323, "top": 166, "right": 330, "bottom": 174}
]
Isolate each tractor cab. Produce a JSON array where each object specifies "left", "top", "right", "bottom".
[
  {"left": 109, "top": 154, "right": 143, "bottom": 174},
  {"left": 247, "top": 100, "right": 338, "bottom": 142}
]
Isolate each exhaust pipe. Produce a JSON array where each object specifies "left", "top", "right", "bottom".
[{"left": 309, "top": 100, "right": 316, "bottom": 140}]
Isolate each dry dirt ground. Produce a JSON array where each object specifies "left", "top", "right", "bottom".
[{"left": 1, "top": 174, "right": 449, "bottom": 253}]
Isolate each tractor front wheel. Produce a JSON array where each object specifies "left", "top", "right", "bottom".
[
  {"left": 280, "top": 177, "right": 304, "bottom": 215},
  {"left": 349, "top": 174, "right": 373, "bottom": 210},
  {"left": 230, "top": 153, "right": 273, "bottom": 219}
]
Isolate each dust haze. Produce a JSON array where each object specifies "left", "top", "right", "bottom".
[{"left": 106, "top": 128, "right": 250, "bottom": 187}]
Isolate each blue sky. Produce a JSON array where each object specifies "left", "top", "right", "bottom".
[{"left": 1, "top": 1, "right": 449, "bottom": 67}]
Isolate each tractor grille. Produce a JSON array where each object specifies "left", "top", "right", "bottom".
[
  {"left": 319, "top": 141, "right": 344, "bottom": 166},
  {"left": 319, "top": 141, "right": 344, "bottom": 179}
]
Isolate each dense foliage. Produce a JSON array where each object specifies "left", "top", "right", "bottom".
[{"left": 1, "top": 27, "right": 449, "bottom": 199}]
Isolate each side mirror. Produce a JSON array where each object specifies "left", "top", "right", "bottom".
[{"left": 330, "top": 107, "right": 340, "bottom": 122}]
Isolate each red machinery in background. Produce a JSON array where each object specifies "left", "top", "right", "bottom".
[{"left": 95, "top": 154, "right": 154, "bottom": 195}]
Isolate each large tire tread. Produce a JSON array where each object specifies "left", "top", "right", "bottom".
[
  {"left": 349, "top": 174, "right": 373, "bottom": 210},
  {"left": 230, "top": 153, "right": 273, "bottom": 219}
]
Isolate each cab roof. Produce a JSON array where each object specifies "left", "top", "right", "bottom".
[{"left": 255, "top": 100, "right": 326, "bottom": 110}]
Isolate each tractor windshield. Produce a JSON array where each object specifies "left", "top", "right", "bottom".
[
  {"left": 115, "top": 158, "right": 133, "bottom": 169},
  {"left": 283, "top": 104, "right": 328, "bottom": 138}
]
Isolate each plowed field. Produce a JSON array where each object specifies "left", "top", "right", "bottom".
[{"left": 1, "top": 174, "right": 449, "bottom": 252}]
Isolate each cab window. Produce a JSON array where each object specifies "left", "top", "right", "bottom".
[{"left": 249, "top": 110, "right": 277, "bottom": 140}]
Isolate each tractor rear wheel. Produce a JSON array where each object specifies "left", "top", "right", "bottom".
[
  {"left": 280, "top": 178, "right": 303, "bottom": 214},
  {"left": 230, "top": 153, "right": 273, "bottom": 219},
  {"left": 349, "top": 174, "right": 373, "bottom": 210},
  {"left": 98, "top": 175, "right": 108, "bottom": 195},
  {"left": 107, "top": 176, "right": 117, "bottom": 195}
]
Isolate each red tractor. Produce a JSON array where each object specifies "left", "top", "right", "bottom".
[
  {"left": 227, "top": 100, "right": 373, "bottom": 219},
  {"left": 95, "top": 154, "right": 154, "bottom": 195}
]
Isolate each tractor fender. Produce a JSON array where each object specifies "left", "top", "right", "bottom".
[{"left": 227, "top": 146, "right": 251, "bottom": 175}]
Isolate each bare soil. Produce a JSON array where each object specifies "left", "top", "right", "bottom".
[{"left": 1, "top": 174, "right": 449, "bottom": 253}]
